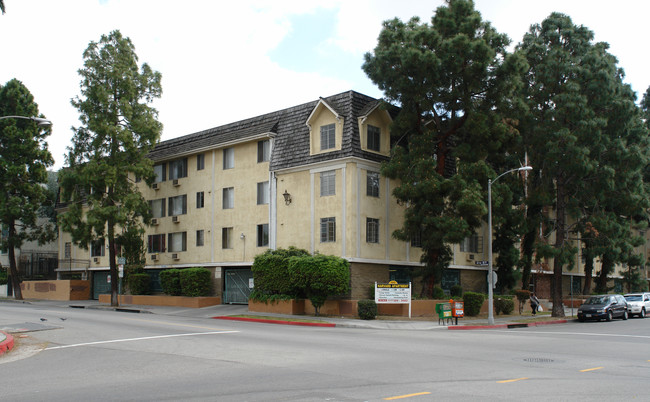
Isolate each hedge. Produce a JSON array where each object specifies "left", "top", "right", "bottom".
[
  {"left": 179, "top": 268, "right": 212, "bottom": 297},
  {"left": 128, "top": 273, "right": 151, "bottom": 295},
  {"left": 357, "top": 299, "right": 377, "bottom": 320},
  {"left": 463, "top": 292, "right": 485, "bottom": 316},
  {"left": 160, "top": 269, "right": 182, "bottom": 296}
]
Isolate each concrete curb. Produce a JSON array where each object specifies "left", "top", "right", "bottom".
[
  {"left": 212, "top": 316, "right": 336, "bottom": 327},
  {"left": 448, "top": 319, "right": 568, "bottom": 330},
  {"left": 0, "top": 330, "right": 15, "bottom": 355}
]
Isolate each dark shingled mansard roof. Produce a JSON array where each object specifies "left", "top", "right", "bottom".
[{"left": 148, "top": 90, "right": 391, "bottom": 171}]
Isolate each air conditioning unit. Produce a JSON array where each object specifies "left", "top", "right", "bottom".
[
  {"left": 173, "top": 179, "right": 180, "bottom": 186},
  {"left": 466, "top": 254, "right": 475, "bottom": 262},
  {"left": 152, "top": 182, "right": 159, "bottom": 190},
  {"left": 172, "top": 253, "right": 180, "bottom": 261},
  {"left": 151, "top": 218, "right": 159, "bottom": 226},
  {"left": 93, "top": 257, "right": 100, "bottom": 263},
  {"left": 172, "top": 215, "right": 180, "bottom": 223},
  {"left": 151, "top": 254, "right": 159, "bottom": 261}
]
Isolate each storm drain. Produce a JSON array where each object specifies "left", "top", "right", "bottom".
[{"left": 524, "top": 358, "right": 555, "bottom": 363}]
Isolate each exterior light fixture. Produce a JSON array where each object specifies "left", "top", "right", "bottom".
[
  {"left": 282, "top": 190, "right": 292, "bottom": 205},
  {"left": 0, "top": 115, "right": 52, "bottom": 127}
]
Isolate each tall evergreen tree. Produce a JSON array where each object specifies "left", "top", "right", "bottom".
[
  {"left": 0, "top": 79, "right": 54, "bottom": 299},
  {"left": 362, "top": 0, "right": 526, "bottom": 296},
  {"left": 59, "top": 30, "right": 162, "bottom": 306}
]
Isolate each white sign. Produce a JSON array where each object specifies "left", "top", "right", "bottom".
[
  {"left": 118, "top": 264, "right": 124, "bottom": 278},
  {"left": 487, "top": 272, "right": 498, "bottom": 288},
  {"left": 375, "top": 281, "right": 412, "bottom": 318}
]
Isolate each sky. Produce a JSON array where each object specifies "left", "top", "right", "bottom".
[{"left": 1, "top": 0, "right": 649, "bottom": 170}]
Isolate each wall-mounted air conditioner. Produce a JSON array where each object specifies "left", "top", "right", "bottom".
[
  {"left": 172, "top": 215, "right": 180, "bottom": 223},
  {"left": 151, "top": 218, "right": 159, "bottom": 226},
  {"left": 151, "top": 254, "right": 159, "bottom": 261},
  {"left": 152, "top": 183, "right": 159, "bottom": 190},
  {"left": 172, "top": 253, "right": 179, "bottom": 261},
  {"left": 173, "top": 179, "right": 180, "bottom": 186},
  {"left": 93, "top": 257, "right": 100, "bottom": 263},
  {"left": 466, "top": 254, "right": 475, "bottom": 262}
]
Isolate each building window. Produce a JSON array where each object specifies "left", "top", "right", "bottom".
[
  {"left": 320, "top": 170, "right": 335, "bottom": 196},
  {"left": 196, "top": 230, "right": 204, "bottom": 247},
  {"left": 320, "top": 217, "right": 336, "bottom": 242},
  {"left": 257, "top": 181, "right": 269, "bottom": 205},
  {"left": 258, "top": 140, "right": 270, "bottom": 162},
  {"left": 320, "top": 123, "right": 335, "bottom": 150},
  {"left": 90, "top": 239, "right": 105, "bottom": 257},
  {"left": 257, "top": 224, "right": 269, "bottom": 247},
  {"left": 223, "top": 148, "right": 234, "bottom": 169},
  {"left": 367, "top": 125, "right": 381, "bottom": 152},
  {"left": 169, "top": 158, "right": 188, "bottom": 180},
  {"left": 168, "top": 195, "right": 187, "bottom": 216},
  {"left": 411, "top": 230, "right": 422, "bottom": 248},
  {"left": 222, "top": 227, "right": 233, "bottom": 249},
  {"left": 196, "top": 191, "right": 204, "bottom": 209},
  {"left": 148, "top": 234, "right": 165, "bottom": 253},
  {"left": 223, "top": 187, "right": 234, "bottom": 209},
  {"left": 460, "top": 233, "right": 482, "bottom": 253},
  {"left": 64, "top": 242, "right": 72, "bottom": 259},
  {"left": 149, "top": 198, "right": 166, "bottom": 218},
  {"left": 197, "top": 153, "right": 205, "bottom": 171},
  {"left": 366, "top": 218, "right": 379, "bottom": 243},
  {"left": 367, "top": 172, "right": 379, "bottom": 197},
  {"left": 168, "top": 232, "right": 187, "bottom": 252},
  {"left": 153, "top": 163, "right": 166, "bottom": 182}
]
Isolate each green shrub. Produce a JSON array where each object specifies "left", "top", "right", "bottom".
[
  {"left": 288, "top": 254, "right": 350, "bottom": 316},
  {"left": 450, "top": 284, "right": 463, "bottom": 298},
  {"left": 357, "top": 299, "right": 377, "bottom": 320},
  {"left": 128, "top": 273, "right": 151, "bottom": 295},
  {"left": 463, "top": 292, "right": 485, "bottom": 316},
  {"left": 368, "top": 284, "right": 375, "bottom": 300},
  {"left": 160, "top": 269, "right": 182, "bottom": 296},
  {"left": 432, "top": 286, "right": 445, "bottom": 299},
  {"left": 251, "top": 247, "right": 310, "bottom": 299},
  {"left": 0, "top": 271, "right": 8, "bottom": 286},
  {"left": 494, "top": 297, "right": 515, "bottom": 315},
  {"left": 515, "top": 289, "right": 531, "bottom": 314},
  {"left": 179, "top": 268, "right": 212, "bottom": 297}
]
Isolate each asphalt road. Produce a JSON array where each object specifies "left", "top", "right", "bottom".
[{"left": 1, "top": 302, "right": 649, "bottom": 401}]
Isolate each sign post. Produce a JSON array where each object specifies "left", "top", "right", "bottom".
[{"left": 375, "top": 281, "right": 412, "bottom": 318}]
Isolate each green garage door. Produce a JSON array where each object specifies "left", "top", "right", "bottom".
[
  {"left": 92, "top": 271, "right": 111, "bottom": 300},
  {"left": 223, "top": 268, "right": 253, "bottom": 304}
]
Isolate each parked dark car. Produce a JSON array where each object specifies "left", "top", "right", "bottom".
[{"left": 577, "top": 294, "right": 628, "bottom": 322}]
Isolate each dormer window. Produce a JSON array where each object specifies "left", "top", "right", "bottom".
[
  {"left": 320, "top": 124, "right": 336, "bottom": 151},
  {"left": 367, "top": 125, "right": 380, "bottom": 152}
]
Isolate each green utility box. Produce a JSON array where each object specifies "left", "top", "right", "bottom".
[{"left": 435, "top": 302, "right": 452, "bottom": 325}]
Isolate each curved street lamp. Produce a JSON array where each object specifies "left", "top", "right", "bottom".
[
  {"left": 0, "top": 115, "right": 52, "bottom": 127},
  {"left": 487, "top": 165, "right": 532, "bottom": 325}
]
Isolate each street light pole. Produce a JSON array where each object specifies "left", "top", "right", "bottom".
[
  {"left": 0, "top": 115, "right": 52, "bottom": 127},
  {"left": 487, "top": 166, "right": 532, "bottom": 325}
]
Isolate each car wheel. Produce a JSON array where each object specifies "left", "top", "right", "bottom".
[
  {"left": 641, "top": 308, "right": 646, "bottom": 319},
  {"left": 622, "top": 310, "right": 628, "bottom": 320},
  {"left": 606, "top": 310, "right": 613, "bottom": 322},
  {"left": 578, "top": 317, "right": 585, "bottom": 322}
]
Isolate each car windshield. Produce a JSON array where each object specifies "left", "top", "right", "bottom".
[
  {"left": 585, "top": 296, "right": 610, "bottom": 305},
  {"left": 625, "top": 295, "right": 642, "bottom": 302}
]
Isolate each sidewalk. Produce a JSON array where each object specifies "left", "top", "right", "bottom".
[{"left": 0, "top": 298, "right": 572, "bottom": 330}]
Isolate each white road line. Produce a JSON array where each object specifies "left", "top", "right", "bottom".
[
  {"left": 490, "top": 330, "right": 650, "bottom": 339},
  {"left": 45, "top": 330, "right": 239, "bottom": 350}
]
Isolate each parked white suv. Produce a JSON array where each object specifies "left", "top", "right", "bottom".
[{"left": 623, "top": 293, "right": 650, "bottom": 318}]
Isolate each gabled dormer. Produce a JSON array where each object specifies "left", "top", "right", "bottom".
[
  {"left": 358, "top": 102, "right": 391, "bottom": 156},
  {"left": 306, "top": 97, "right": 344, "bottom": 155}
]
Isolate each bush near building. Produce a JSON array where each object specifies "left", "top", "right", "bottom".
[
  {"left": 179, "top": 268, "right": 212, "bottom": 297},
  {"left": 357, "top": 299, "right": 378, "bottom": 320},
  {"left": 463, "top": 292, "right": 485, "bottom": 316},
  {"left": 160, "top": 269, "right": 182, "bottom": 296},
  {"left": 128, "top": 273, "right": 151, "bottom": 295}
]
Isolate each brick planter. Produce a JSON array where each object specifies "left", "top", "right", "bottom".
[
  {"left": 98, "top": 294, "right": 221, "bottom": 308},
  {"left": 248, "top": 299, "right": 305, "bottom": 315}
]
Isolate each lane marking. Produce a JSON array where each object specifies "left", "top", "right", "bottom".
[
  {"left": 384, "top": 392, "right": 431, "bottom": 400},
  {"left": 497, "top": 377, "right": 528, "bottom": 383},
  {"left": 580, "top": 367, "right": 604, "bottom": 372},
  {"left": 45, "top": 330, "right": 239, "bottom": 350}
]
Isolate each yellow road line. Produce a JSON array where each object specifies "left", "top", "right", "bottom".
[
  {"left": 497, "top": 377, "right": 528, "bottom": 383},
  {"left": 580, "top": 367, "right": 604, "bottom": 372},
  {"left": 384, "top": 392, "right": 431, "bottom": 400}
]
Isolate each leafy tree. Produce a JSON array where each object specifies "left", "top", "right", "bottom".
[
  {"left": 517, "top": 13, "right": 650, "bottom": 315},
  {"left": 362, "top": 0, "right": 526, "bottom": 296},
  {"left": 288, "top": 254, "right": 350, "bottom": 316},
  {"left": 0, "top": 79, "right": 54, "bottom": 300},
  {"left": 59, "top": 30, "right": 162, "bottom": 306}
]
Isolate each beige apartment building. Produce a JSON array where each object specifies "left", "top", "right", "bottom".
[{"left": 56, "top": 90, "right": 647, "bottom": 302}]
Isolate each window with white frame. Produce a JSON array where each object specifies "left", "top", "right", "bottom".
[
  {"left": 196, "top": 191, "right": 204, "bottom": 209},
  {"left": 366, "top": 218, "right": 379, "bottom": 243},
  {"left": 320, "top": 217, "right": 336, "bottom": 242},
  {"left": 223, "top": 148, "right": 234, "bottom": 169},
  {"left": 223, "top": 187, "right": 234, "bottom": 209},
  {"left": 196, "top": 230, "right": 204, "bottom": 247},
  {"left": 222, "top": 227, "right": 233, "bottom": 249},
  {"left": 149, "top": 198, "right": 166, "bottom": 218},
  {"left": 320, "top": 124, "right": 335, "bottom": 150},
  {"left": 320, "top": 170, "right": 335, "bottom": 196},
  {"left": 168, "top": 232, "right": 187, "bottom": 252},
  {"left": 197, "top": 153, "right": 205, "bottom": 171},
  {"left": 257, "top": 224, "right": 269, "bottom": 247},
  {"left": 411, "top": 229, "right": 422, "bottom": 248},
  {"left": 153, "top": 163, "right": 166, "bottom": 182},
  {"left": 257, "top": 140, "right": 270, "bottom": 162},
  {"left": 367, "top": 172, "right": 379, "bottom": 197},
  {"left": 148, "top": 234, "right": 165, "bottom": 253},
  {"left": 168, "top": 194, "right": 187, "bottom": 216},
  {"left": 460, "top": 233, "right": 481, "bottom": 253},
  {"left": 169, "top": 158, "right": 188, "bottom": 180},
  {"left": 90, "top": 239, "right": 105, "bottom": 257},
  {"left": 367, "top": 125, "right": 381, "bottom": 152},
  {"left": 257, "top": 181, "right": 269, "bottom": 205}
]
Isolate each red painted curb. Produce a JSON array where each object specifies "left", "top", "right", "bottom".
[
  {"left": 212, "top": 316, "right": 336, "bottom": 327},
  {"left": 530, "top": 320, "right": 568, "bottom": 326},
  {"left": 0, "top": 331, "right": 15, "bottom": 355}
]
